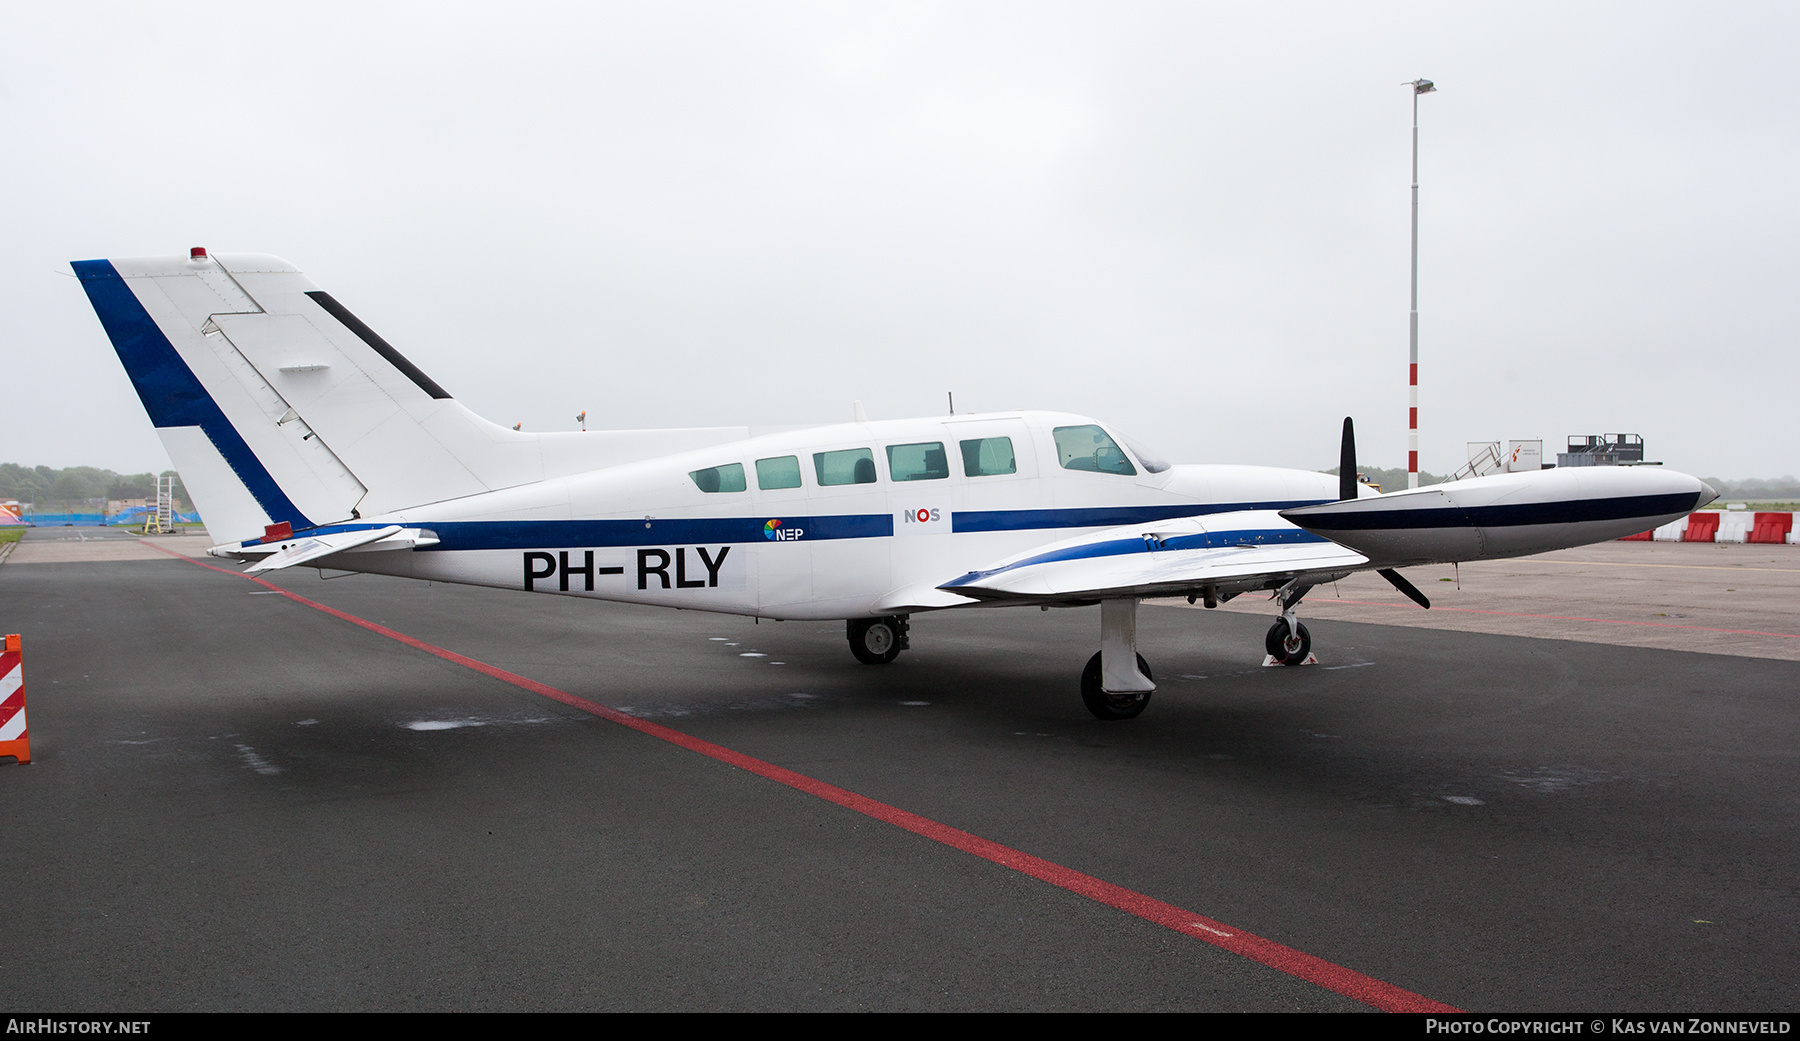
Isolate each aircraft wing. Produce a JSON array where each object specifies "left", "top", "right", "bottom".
[{"left": 938, "top": 509, "right": 1368, "bottom": 603}]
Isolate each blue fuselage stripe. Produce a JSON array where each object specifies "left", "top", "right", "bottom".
[
  {"left": 285, "top": 503, "right": 1331, "bottom": 550},
  {"left": 414, "top": 515, "right": 894, "bottom": 550},
  {"left": 72, "top": 260, "right": 313, "bottom": 529}
]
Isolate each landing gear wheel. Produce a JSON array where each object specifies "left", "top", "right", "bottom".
[
  {"left": 1080, "top": 652, "right": 1154, "bottom": 721},
  {"left": 1264, "top": 619, "right": 1312, "bottom": 665},
  {"left": 847, "top": 616, "right": 905, "bottom": 665}
]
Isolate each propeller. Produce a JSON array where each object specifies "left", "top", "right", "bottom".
[
  {"left": 1337, "top": 416, "right": 1430, "bottom": 609},
  {"left": 1377, "top": 568, "right": 1431, "bottom": 609},
  {"left": 1339, "top": 417, "right": 1357, "bottom": 502}
]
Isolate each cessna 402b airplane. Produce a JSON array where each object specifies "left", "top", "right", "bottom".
[{"left": 74, "top": 250, "right": 1717, "bottom": 720}]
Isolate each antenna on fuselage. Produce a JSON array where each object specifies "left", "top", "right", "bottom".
[
  {"left": 853, "top": 400, "right": 868, "bottom": 423},
  {"left": 948, "top": 391, "right": 954, "bottom": 415}
]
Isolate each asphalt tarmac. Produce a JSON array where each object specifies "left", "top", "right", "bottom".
[{"left": 3, "top": 531, "right": 1797, "bottom": 1011}]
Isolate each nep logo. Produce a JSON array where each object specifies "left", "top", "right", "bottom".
[{"left": 764, "top": 519, "right": 805, "bottom": 541}]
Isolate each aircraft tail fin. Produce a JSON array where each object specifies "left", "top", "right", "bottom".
[{"left": 74, "top": 251, "right": 746, "bottom": 545}]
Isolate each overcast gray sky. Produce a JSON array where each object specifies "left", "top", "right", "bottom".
[{"left": 4, "top": 2, "right": 1795, "bottom": 481}]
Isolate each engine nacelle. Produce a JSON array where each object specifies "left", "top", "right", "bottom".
[{"left": 1280, "top": 467, "right": 1716, "bottom": 566}]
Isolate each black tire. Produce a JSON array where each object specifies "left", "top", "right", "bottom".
[
  {"left": 1080, "top": 651, "right": 1154, "bottom": 721},
  {"left": 847, "top": 617, "right": 902, "bottom": 665},
  {"left": 1264, "top": 619, "right": 1312, "bottom": 666}
]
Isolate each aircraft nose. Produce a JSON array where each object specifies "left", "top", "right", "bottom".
[{"left": 1697, "top": 480, "right": 1720, "bottom": 509}]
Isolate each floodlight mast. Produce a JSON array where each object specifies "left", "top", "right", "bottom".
[{"left": 1406, "top": 77, "right": 1435, "bottom": 489}]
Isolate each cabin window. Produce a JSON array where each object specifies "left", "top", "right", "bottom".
[
  {"left": 756, "top": 456, "right": 803, "bottom": 490},
  {"left": 887, "top": 442, "right": 949, "bottom": 482},
  {"left": 814, "top": 447, "right": 878, "bottom": 486},
  {"left": 689, "top": 462, "right": 746, "bottom": 493},
  {"left": 959, "top": 437, "right": 1016, "bottom": 477},
  {"left": 1053, "top": 424, "right": 1137, "bottom": 476}
]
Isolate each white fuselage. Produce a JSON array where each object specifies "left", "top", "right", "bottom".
[{"left": 274, "top": 411, "right": 1338, "bottom": 620}]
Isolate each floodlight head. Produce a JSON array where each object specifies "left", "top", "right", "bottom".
[{"left": 1411, "top": 78, "right": 1436, "bottom": 95}]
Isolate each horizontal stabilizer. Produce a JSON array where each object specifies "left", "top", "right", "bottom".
[{"left": 245, "top": 525, "right": 411, "bottom": 573}]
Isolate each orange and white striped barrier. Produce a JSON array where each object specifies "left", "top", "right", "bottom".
[{"left": 1, "top": 634, "right": 29, "bottom": 765}]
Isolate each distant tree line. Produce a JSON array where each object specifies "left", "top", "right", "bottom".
[
  {"left": 1702, "top": 476, "right": 1800, "bottom": 500},
  {"left": 0, "top": 463, "right": 191, "bottom": 510},
  {"left": 1323, "top": 464, "right": 1450, "bottom": 490}
]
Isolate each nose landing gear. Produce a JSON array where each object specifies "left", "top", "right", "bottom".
[{"left": 1264, "top": 618, "right": 1312, "bottom": 666}]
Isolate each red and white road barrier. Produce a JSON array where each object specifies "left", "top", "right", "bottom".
[
  {"left": 0, "top": 634, "right": 28, "bottom": 765},
  {"left": 1629, "top": 511, "right": 1800, "bottom": 545}
]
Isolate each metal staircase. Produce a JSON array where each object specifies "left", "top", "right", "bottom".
[{"left": 144, "top": 475, "right": 178, "bottom": 535}]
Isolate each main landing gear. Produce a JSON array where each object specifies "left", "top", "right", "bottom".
[
  {"left": 1081, "top": 651, "right": 1154, "bottom": 720},
  {"left": 847, "top": 615, "right": 910, "bottom": 664},
  {"left": 1080, "top": 598, "right": 1156, "bottom": 720}
]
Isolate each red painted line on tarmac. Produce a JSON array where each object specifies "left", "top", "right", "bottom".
[
  {"left": 146, "top": 541, "right": 1458, "bottom": 1013},
  {"left": 1319, "top": 598, "right": 1800, "bottom": 640}
]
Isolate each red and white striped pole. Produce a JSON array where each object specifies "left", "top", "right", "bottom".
[{"left": 1407, "top": 77, "right": 1435, "bottom": 490}]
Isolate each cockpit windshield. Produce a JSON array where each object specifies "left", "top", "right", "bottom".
[
  {"left": 1116, "top": 431, "right": 1171, "bottom": 473},
  {"left": 1053, "top": 425, "right": 1137, "bottom": 476},
  {"left": 1051, "top": 424, "right": 1171, "bottom": 475}
]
